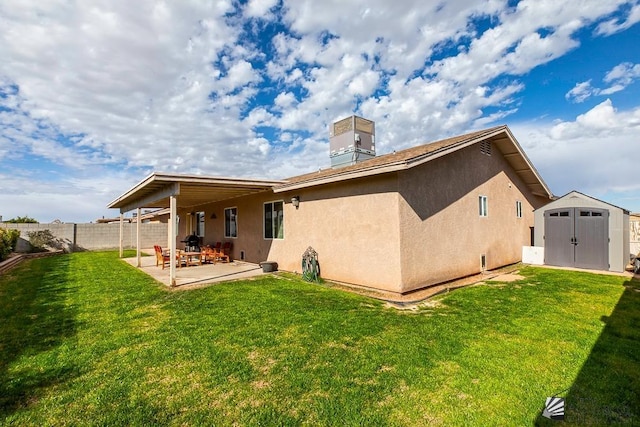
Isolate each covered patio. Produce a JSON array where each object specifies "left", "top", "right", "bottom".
[
  {"left": 123, "top": 251, "right": 268, "bottom": 287},
  {"left": 108, "top": 172, "right": 285, "bottom": 286}
]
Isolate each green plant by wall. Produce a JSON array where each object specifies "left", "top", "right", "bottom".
[
  {"left": 0, "top": 228, "right": 20, "bottom": 261},
  {"left": 27, "top": 229, "right": 55, "bottom": 251},
  {"left": 4, "top": 216, "right": 39, "bottom": 223}
]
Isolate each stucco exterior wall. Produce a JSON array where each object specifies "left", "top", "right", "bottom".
[
  {"left": 179, "top": 175, "right": 405, "bottom": 293},
  {"left": 269, "top": 175, "right": 403, "bottom": 292},
  {"left": 533, "top": 192, "right": 630, "bottom": 272},
  {"left": 397, "top": 143, "right": 547, "bottom": 292},
  {"left": 176, "top": 190, "right": 279, "bottom": 262}
]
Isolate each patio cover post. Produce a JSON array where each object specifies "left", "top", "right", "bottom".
[
  {"left": 169, "top": 195, "right": 177, "bottom": 287},
  {"left": 119, "top": 213, "right": 124, "bottom": 258},
  {"left": 136, "top": 207, "right": 141, "bottom": 267}
]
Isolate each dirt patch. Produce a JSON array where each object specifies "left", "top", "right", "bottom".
[{"left": 487, "top": 272, "right": 524, "bottom": 282}]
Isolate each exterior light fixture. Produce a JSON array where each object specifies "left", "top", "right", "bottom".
[{"left": 291, "top": 196, "right": 300, "bottom": 209}]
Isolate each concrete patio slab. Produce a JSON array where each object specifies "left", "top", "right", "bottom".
[{"left": 122, "top": 250, "right": 267, "bottom": 288}]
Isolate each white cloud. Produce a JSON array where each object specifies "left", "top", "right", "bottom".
[
  {"left": 566, "top": 80, "right": 595, "bottom": 103},
  {"left": 566, "top": 62, "right": 640, "bottom": 102},
  {"left": 604, "top": 62, "right": 640, "bottom": 85},
  {"left": 244, "top": 0, "right": 279, "bottom": 19},
  {"left": 595, "top": 3, "right": 640, "bottom": 35},
  {"left": 513, "top": 99, "right": 640, "bottom": 208},
  {"left": 274, "top": 92, "right": 297, "bottom": 109}
]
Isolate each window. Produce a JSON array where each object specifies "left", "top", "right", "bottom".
[
  {"left": 479, "top": 195, "right": 488, "bottom": 217},
  {"left": 580, "top": 210, "right": 603, "bottom": 217},
  {"left": 224, "top": 207, "right": 237, "bottom": 238},
  {"left": 264, "top": 201, "right": 284, "bottom": 239},
  {"left": 516, "top": 201, "right": 522, "bottom": 218},
  {"left": 195, "top": 211, "right": 205, "bottom": 236}
]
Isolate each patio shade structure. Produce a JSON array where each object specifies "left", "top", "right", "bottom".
[{"left": 108, "top": 172, "right": 285, "bottom": 286}]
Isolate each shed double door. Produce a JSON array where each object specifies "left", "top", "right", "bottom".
[{"left": 544, "top": 208, "right": 609, "bottom": 270}]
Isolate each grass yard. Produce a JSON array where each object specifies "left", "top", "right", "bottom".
[{"left": 0, "top": 251, "right": 638, "bottom": 426}]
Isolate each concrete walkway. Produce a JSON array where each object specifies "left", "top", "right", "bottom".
[{"left": 123, "top": 251, "right": 267, "bottom": 289}]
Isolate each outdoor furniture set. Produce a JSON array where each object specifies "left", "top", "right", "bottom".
[{"left": 154, "top": 242, "right": 231, "bottom": 269}]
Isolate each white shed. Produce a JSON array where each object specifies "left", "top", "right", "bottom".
[{"left": 533, "top": 191, "right": 630, "bottom": 272}]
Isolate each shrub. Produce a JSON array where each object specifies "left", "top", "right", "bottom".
[
  {"left": 0, "top": 228, "right": 20, "bottom": 261},
  {"left": 5, "top": 216, "right": 38, "bottom": 223},
  {"left": 27, "top": 229, "right": 55, "bottom": 251}
]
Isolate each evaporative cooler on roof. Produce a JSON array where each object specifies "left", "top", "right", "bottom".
[{"left": 329, "top": 115, "right": 376, "bottom": 168}]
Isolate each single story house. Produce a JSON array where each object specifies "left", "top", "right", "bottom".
[
  {"left": 533, "top": 191, "right": 630, "bottom": 272},
  {"left": 109, "top": 120, "right": 553, "bottom": 293}
]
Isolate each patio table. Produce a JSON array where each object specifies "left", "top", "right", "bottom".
[{"left": 183, "top": 251, "right": 202, "bottom": 267}]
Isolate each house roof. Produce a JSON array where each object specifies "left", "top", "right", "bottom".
[
  {"left": 274, "top": 125, "right": 553, "bottom": 198},
  {"left": 107, "top": 173, "right": 286, "bottom": 213}
]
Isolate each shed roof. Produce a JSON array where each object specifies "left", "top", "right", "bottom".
[{"left": 535, "top": 190, "right": 630, "bottom": 214}]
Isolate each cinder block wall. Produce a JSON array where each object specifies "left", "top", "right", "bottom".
[{"left": 0, "top": 222, "right": 167, "bottom": 252}]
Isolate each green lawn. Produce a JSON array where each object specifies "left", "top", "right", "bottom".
[{"left": 1, "top": 252, "right": 638, "bottom": 426}]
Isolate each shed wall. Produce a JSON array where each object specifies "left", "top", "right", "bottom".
[{"left": 533, "top": 193, "right": 629, "bottom": 272}]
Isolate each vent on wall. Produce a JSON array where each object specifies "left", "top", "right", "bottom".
[
  {"left": 480, "top": 254, "right": 487, "bottom": 272},
  {"left": 240, "top": 250, "right": 245, "bottom": 261},
  {"left": 480, "top": 140, "right": 492, "bottom": 156}
]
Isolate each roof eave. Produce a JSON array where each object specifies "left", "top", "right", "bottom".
[{"left": 273, "top": 161, "right": 409, "bottom": 193}]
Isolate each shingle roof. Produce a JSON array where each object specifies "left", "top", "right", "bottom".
[{"left": 274, "top": 125, "right": 511, "bottom": 191}]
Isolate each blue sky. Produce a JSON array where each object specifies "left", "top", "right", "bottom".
[{"left": 1, "top": 0, "right": 639, "bottom": 222}]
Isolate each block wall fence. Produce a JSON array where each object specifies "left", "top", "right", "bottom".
[{"left": 0, "top": 222, "right": 167, "bottom": 252}]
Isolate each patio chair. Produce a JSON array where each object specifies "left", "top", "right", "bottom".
[
  {"left": 214, "top": 242, "right": 231, "bottom": 263},
  {"left": 154, "top": 245, "right": 182, "bottom": 269},
  {"left": 200, "top": 243, "right": 220, "bottom": 264}
]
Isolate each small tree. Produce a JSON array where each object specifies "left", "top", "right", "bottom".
[
  {"left": 0, "top": 228, "right": 20, "bottom": 261},
  {"left": 5, "top": 216, "right": 39, "bottom": 223},
  {"left": 27, "top": 229, "right": 55, "bottom": 251}
]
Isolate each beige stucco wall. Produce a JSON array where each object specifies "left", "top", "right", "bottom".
[
  {"left": 268, "top": 175, "right": 403, "bottom": 292},
  {"left": 175, "top": 174, "right": 405, "bottom": 292},
  {"left": 397, "top": 144, "right": 548, "bottom": 292},
  {"left": 176, "top": 190, "right": 278, "bottom": 263},
  {"left": 174, "top": 174, "right": 404, "bottom": 292}
]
